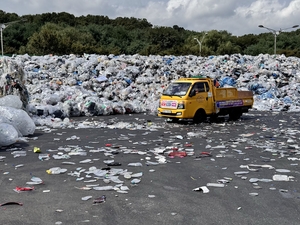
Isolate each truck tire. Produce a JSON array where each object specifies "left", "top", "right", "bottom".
[
  {"left": 229, "top": 108, "right": 242, "bottom": 121},
  {"left": 209, "top": 114, "right": 218, "bottom": 123},
  {"left": 193, "top": 109, "right": 207, "bottom": 123}
]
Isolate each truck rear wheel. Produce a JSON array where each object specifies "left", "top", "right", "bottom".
[
  {"left": 193, "top": 109, "right": 207, "bottom": 123},
  {"left": 229, "top": 108, "right": 242, "bottom": 121},
  {"left": 209, "top": 114, "right": 218, "bottom": 123}
]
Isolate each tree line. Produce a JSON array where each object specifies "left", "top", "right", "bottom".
[{"left": 1, "top": 10, "right": 300, "bottom": 57}]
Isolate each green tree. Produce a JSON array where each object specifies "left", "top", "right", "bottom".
[
  {"left": 1, "top": 10, "right": 300, "bottom": 56},
  {"left": 25, "top": 23, "right": 96, "bottom": 55},
  {"left": 244, "top": 40, "right": 269, "bottom": 56},
  {"left": 204, "top": 30, "right": 233, "bottom": 55},
  {"left": 26, "top": 23, "right": 62, "bottom": 55},
  {"left": 217, "top": 41, "right": 240, "bottom": 55},
  {"left": 148, "top": 26, "right": 184, "bottom": 54},
  {"left": 112, "top": 17, "right": 152, "bottom": 29},
  {"left": 234, "top": 34, "right": 258, "bottom": 53},
  {"left": 77, "top": 15, "right": 111, "bottom": 26}
]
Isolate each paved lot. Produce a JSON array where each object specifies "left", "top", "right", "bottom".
[{"left": 1, "top": 111, "right": 300, "bottom": 225}]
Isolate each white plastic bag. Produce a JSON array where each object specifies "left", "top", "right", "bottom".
[
  {"left": 0, "top": 95, "right": 23, "bottom": 109},
  {"left": 0, "top": 123, "right": 19, "bottom": 146},
  {"left": 0, "top": 106, "right": 35, "bottom": 136}
]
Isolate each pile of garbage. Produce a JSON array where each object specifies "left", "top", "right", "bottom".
[
  {"left": 2, "top": 53, "right": 300, "bottom": 117},
  {"left": 0, "top": 53, "right": 300, "bottom": 146}
]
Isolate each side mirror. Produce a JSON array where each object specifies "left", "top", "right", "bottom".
[{"left": 189, "top": 90, "right": 196, "bottom": 97}]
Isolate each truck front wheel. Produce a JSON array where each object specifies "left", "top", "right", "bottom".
[{"left": 193, "top": 109, "right": 207, "bottom": 123}]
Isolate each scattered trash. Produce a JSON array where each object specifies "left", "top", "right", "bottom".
[
  {"left": 0, "top": 202, "right": 23, "bottom": 207},
  {"left": 195, "top": 151, "right": 212, "bottom": 158},
  {"left": 249, "top": 193, "right": 259, "bottom": 196},
  {"left": 34, "top": 147, "right": 41, "bottom": 153},
  {"left": 131, "top": 178, "right": 141, "bottom": 184},
  {"left": 11, "top": 151, "right": 27, "bottom": 158},
  {"left": 217, "top": 179, "right": 230, "bottom": 184},
  {"left": 93, "top": 195, "right": 106, "bottom": 204},
  {"left": 75, "top": 186, "right": 92, "bottom": 191},
  {"left": 82, "top": 196, "right": 93, "bottom": 201},
  {"left": 93, "top": 186, "right": 114, "bottom": 191},
  {"left": 131, "top": 172, "right": 143, "bottom": 178},
  {"left": 249, "top": 178, "right": 259, "bottom": 183},
  {"left": 128, "top": 162, "right": 143, "bottom": 167},
  {"left": 14, "top": 186, "right": 34, "bottom": 193},
  {"left": 193, "top": 186, "right": 210, "bottom": 193},
  {"left": 234, "top": 171, "right": 249, "bottom": 175},
  {"left": 206, "top": 183, "right": 225, "bottom": 188},
  {"left": 26, "top": 176, "right": 43, "bottom": 185},
  {"left": 79, "top": 159, "right": 93, "bottom": 164},
  {"left": 168, "top": 150, "right": 187, "bottom": 158},
  {"left": 38, "top": 154, "right": 50, "bottom": 161},
  {"left": 275, "top": 169, "right": 291, "bottom": 173},
  {"left": 46, "top": 167, "right": 67, "bottom": 174},
  {"left": 15, "top": 164, "right": 24, "bottom": 169},
  {"left": 272, "top": 174, "right": 293, "bottom": 181},
  {"left": 106, "top": 162, "right": 122, "bottom": 166}
]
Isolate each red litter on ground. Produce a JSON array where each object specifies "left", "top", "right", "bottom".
[
  {"left": 168, "top": 151, "right": 187, "bottom": 158},
  {"left": 196, "top": 152, "right": 212, "bottom": 158},
  {"left": 14, "top": 186, "right": 34, "bottom": 193},
  {"left": 200, "top": 151, "right": 212, "bottom": 156},
  {"left": 184, "top": 143, "right": 193, "bottom": 147}
]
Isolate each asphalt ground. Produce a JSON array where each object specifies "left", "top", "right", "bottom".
[{"left": 1, "top": 110, "right": 300, "bottom": 225}]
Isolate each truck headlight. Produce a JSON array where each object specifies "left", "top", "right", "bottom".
[{"left": 177, "top": 101, "right": 185, "bottom": 109}]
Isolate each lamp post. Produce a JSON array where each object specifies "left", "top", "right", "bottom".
[
  {"left": 194, "top": 32, "right": 207, "bottom": 56},
  {"left": 0, "top": 19, "right": 27, "bottom": 57},
  {"left": 258, "top": 24, "right": 299, "bottom": 55}
]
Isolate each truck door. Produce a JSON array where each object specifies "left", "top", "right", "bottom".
[{"left": 188, "top": 82, "right": 214, "bottom": 116}]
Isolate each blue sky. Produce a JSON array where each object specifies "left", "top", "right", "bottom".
[{"left": 3, "top": 0, "right": 300, "bottom": 36}]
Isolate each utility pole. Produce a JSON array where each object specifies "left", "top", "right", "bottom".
[
  {"left": 194, "top": 32, "right": 208, "bottom": 56},
  {"left": 0, "top": 19, "right": 27, "bottom": 57},
  {"left": 258, "top": 24, "right": 299, "bottom": 55}
]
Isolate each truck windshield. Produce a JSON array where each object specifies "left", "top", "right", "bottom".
[{"left": 163, "top": 82, "right": 191, "bottom": 96}]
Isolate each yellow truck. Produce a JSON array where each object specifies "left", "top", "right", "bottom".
[{"left": 157, "top": 77, "right": 253, "bottom": 123}]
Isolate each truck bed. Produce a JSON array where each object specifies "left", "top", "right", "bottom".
[{"left": 214, "top": 88, "right": 253, "bottom": 101}]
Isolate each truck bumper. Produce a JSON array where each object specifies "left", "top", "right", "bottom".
[{"left": 157, "top": 108, "right": 189, "bottom": 119}]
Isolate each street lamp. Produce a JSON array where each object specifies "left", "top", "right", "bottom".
[
  {"left": 258, "top": 24, "right": 299, "bottom": 55},
  {"left": 194, "top": 32, "right": 208, "bottom": 56},
  {"left": 0, "top": 19, "right": 27, "bottom": 57}
]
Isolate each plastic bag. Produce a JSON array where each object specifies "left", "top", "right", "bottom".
[
  {"left": 0, "top": 123, "right": 19, "bottom": 146},
  {"left": 0, "top": 106, "right": 35, "bottom": 136},
  {"left": 0, "top": 95, "right": 23, "bottom": 109}
]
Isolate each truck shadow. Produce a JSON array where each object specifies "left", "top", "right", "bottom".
[{"left": 168, "top": 114, "right": 258, "bottom": 125}]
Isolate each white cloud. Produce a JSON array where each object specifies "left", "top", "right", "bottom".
[
  {"left": 234, "top": 0, "right": 300, "bottom": 34},
  {"left": 1, "top": 0, "right": 300, "bottom": 36}
]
